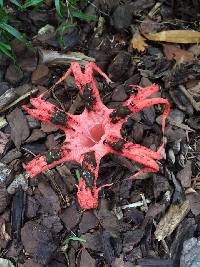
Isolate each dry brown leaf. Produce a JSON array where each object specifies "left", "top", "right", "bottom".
[
  {"left": 187, "top": 81, "right": 200, "bottom": 97},
  {"left": 163, "top": 44, "right": 194, "bottom": 65},
  {"left": 0, "top": 132, "right": 9, "bottom": 155},
  {"left": 144, "top": 30, "right": 200, "bottom": 43},
  {"left": 186, "top": 190, "right": 200, "bottom": 216},
  {"left": 132, "top": 32, "right": 148, "bottom": 52},
  {"left": 0, "top": 117, "right": 7, "bottom": 129},
  {"left": 154, "top": 200, "right": 190, "bottom": 241}
]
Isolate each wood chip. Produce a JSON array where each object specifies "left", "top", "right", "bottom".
[
  {"left": 155, "top": 200, "right": 190, "bottom": 241},
  {"left": 7, "top": 108, "right": 30, "bottom": 148}
]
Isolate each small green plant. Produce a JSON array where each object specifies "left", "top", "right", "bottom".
[
  {"left": 75, "top": 169, "right": 81, "bottom": 182},
  {"left": 61, "top": 235, "right": 86, "bottom": 260},
  {"left": 0, "top": 3, "right": 35, "bottom": 62},
  {"left": 0, "top": 0, "right": 97, "bottom": 60},
  {"left": 54, "top": 0, "right": 97, "bottom": 47},
  {"left": 10, "top": 0, "right": 44, "bottom": 10}
]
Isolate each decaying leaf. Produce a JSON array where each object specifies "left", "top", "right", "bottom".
[
  {"left": 156, "top": 115, "right": 195, "bottom": 132},
  {"left": 0, "top": 258, "right": 14, "bottom": 267},
  {"left": 132, "top": 31, "right": 148, "bottom": 52},
  {"left": 0, "top": 87, "right": 38, "bottom": 113},
  {"left": 0, "top": 131, "right": 9, "bottom": 155},
  {"left": 163, "top": 44, "right": 194, "bottom": 65},
  {"left": 0, "top": 219, "right": 11, "bottom": 247},
  {"left": 144, "top": 30, "right": 200, "bottom": 44},
  {"left": 187, "top": 81, "right": 200, "bottom": 97},
  {"left": 0, "top": 117, "right": 7, "bottom": 129},
  {"left": 7, "top": 108, "right": 30, "bottom": 149},
  {"left": 155, "top": 200, "right": 190, "bottom": 241},
  {"left": 38, "top": 48, "right": 95, "bottom": 66},
  {"left": 186, "top": 189, "right": 200, "bottom": 216}
]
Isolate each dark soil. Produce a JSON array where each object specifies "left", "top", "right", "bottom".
[{"left": 0, "top": 0, "right": 200, "bottom": 267}]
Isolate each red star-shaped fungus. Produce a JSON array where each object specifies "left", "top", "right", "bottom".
[{"left": 23, "top": 62, "right": 170, "bottom": 209}]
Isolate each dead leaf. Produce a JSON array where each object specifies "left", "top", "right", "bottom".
[
  {"left": 80, "top": 249, "right": 95, "bottom": 267},
  {"left": 186, "top": 190, "right": 200, "bottom": 216},
  {"left": 132, "top": 31, "right": 148, "bottom": 52},
  {"left": 0, "top": 216, "right": 11, "bottom": 249},
  {"left": 144, "top": 30, "right": 200, "bottom": 43},
  {"left": 7, "top": 108, "right": 30, "bottom": 148},
  {"left": 0, "top": 258, "right": 14, "bottom": 267},
  {"left": 140, "top": 17, "right": 160, "bottom": 34},
  {"left": 154, "top": 200, "right": 190, "bottom": 241},
  {"left": 0, "top": 117, "right": 7, "bottom": 129},
  {"left": 163, "top": 44, "right": 194, "bottom": 65},
  {"left": 25, "top": 129, "right": 46, "bottom": 143},
  {"left": 0, "top": 131, "right": 9, "bottom": 155},
  {"left": 187, "top": 81, "right": 200, "bottom": 97},
  {"left": 177, "top": 161, "right": 192, "bottom": 188},
  {"left": 0, "top": 87, "right": 38, "bottom": 113}
]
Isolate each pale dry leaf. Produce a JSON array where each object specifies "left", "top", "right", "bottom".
[
  {"left": 156, "top": 115, "right": 195, "bottom": 132},
  {"left": 132, "top": 32, "right": 148, "bottom": 52},
  {"left": 186, "top": 191, "right": 200, "bottom": 216},
  {"left": 155, "top": 200, "right": 190, "bottom": 241},
  {"left": 187, "top": 81, "right": 200, "bottom": 97},
  {"left": 0, "top": 222, "right": 11, "bottom": 242},
  {"left": 144, "top": 30, "right": 200, "bottom": 44},
  {"left": 0, "top": 131, "right": 9, "bottom": 155},
  {"left": 0, "top": 117, "right": 7, "bottom": 129},
  {"left": 0, "top": 258, "right": 14, "bottom": 267},
  {"left": 163, "top": 44, "right": 194, "bottom": 65},
  {"left": 0, "top": 87, "right": 38, "bottom": 113}
]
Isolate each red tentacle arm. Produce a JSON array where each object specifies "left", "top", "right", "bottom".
[
  {"left": 24, "top": 148, "right": 74, "bottom": 177},
  {"left": 23, "top": 97, "right": 78, "bottom": 131},
  {"left": 130, "top": 84, "right": 159, "bottom": 102},
  {"left": 117, "top": 143, "right": 162, "bottom": 178},
  {"left": 77, "top": 150, "right": 112, "bottom": 209},
  {"left": 104, "top": 136, "right": 162, "bottom": 179},
  {"left": 126, "top": 97, "right": 170, "bottom": 133},
  {"left": 77, "top": 151, "right": 100, "bottom": 209},
  {"left": 55, "top": 62, "right": 112, "bottom": 112},
  {"left": 109, "top": 84, "right": 170, "bottom": 132}
]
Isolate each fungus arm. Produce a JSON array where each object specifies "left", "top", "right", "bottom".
[
  {"left": 125, "top": 97, "right": 170, "bottom": 133},
  {"left": 77, "top": 151, "right": 112, "bottom": 209},
  {"left": 109, "top": 84, "right": 170, "bottom": 133},
  {"left": 24, "top": 149, "right": 73, "bottom": 177},
  {"left": 105, "top": 138, "right": 163, "bottom": 179},
  {"left": 23, "top": 97, "right": 78, "bottom": 131},
  {"left": 54, "top": 62, "right": 112, "bottom": 112}
]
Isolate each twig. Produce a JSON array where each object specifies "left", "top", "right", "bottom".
[{"left": 179, "top": 85, "right": 200, "bottom": 111}]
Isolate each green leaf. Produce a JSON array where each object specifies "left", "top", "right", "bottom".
[
  {"left": 0, "top": 0, "right": 3, "bottom": 7},
  {"left": 0, "top": 22, "right": 35, "bottom": 51},
  {"left": 71, "top": 10, "right": 97, "bottom": 21},
  {"left": 21, "top": 0, "right": 43, "bottom": 9},
  {"left": 63, "top": 236, "right": 86, "bottom": 245},
  {"left": 10, "top": 0, "right": 22, "bottom": 8},
  {"left": 0, "top": 7, "right": 8, "bottom": 23},
  {"left": 55, "top": 0, "right": 63, "bottom": 19},
  {"left": 0, "top": 41, "right": 15, "bottom": 62},
  {"left": 57, "top": 22, "right": 76, "bottom": 47},
  {"left": 69, "top": 0, "right": 80, "bottom": 5},
  {"left": 75, "top": 169, "right": 81, "bottom": 182},
  {"left": 57, "top": 22, "right": 76, "bottom": 34}
]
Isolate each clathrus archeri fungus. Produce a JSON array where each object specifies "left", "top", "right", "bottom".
[{"left": 23, "top": 62, "right": 170, "bottom": 209}]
